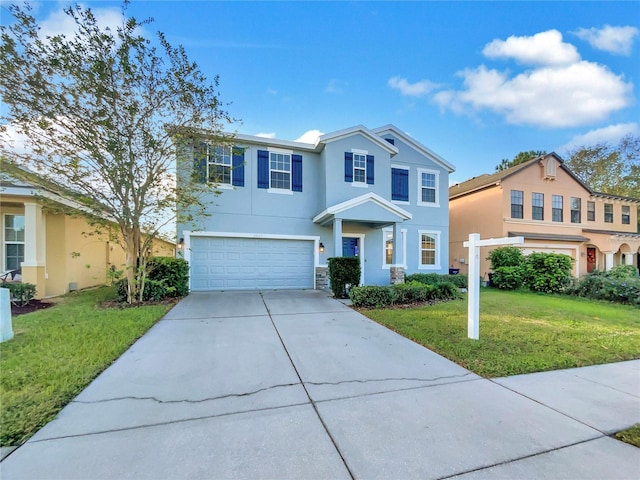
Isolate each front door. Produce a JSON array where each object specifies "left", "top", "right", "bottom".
[
  {"left": 587, "top": 247, "right": 596, "bottom": 273},
  {"left": 342, "top": 237, "right": 359, "bottom": 257}
]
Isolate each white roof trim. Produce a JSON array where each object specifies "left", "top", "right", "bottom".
[
  {"left": 372, "top": 125, "right": 455, "bottom": 173},
  {"left": 319, "top": 125, "right": 399, "bottom": 155},
  {"left": 313, "top": 192, "right": 412, "bottom": 224},
  {"left": 231, "top": 133, "right": 321, "bottom": 152}
]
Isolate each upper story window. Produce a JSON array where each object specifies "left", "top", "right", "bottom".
[
  {"left": 587, "top": 201, "right": 595, "bottom": 221},
  {"left": 570, "top": 197, "right": 581, "bottom": 223},
  {"left": 193, "top": 143, "right": 244, "bottom": 187},
  {"left": 391, "top": 166, "right": 409, "bottom": 202},
  {"left": 208, "top": 146, "right": 232, "bottom": 185},
  {"left": 344, "top": 151, "right": 374, "bottom": 185},
  {"left": 510, "top": 190, "right": 523, "bottom": 219},
  {"left": 604, "top": 203, "right": 613, "bottom": 223},
  {"left": 532, "top": 192, "right": 544, "bottom": 220},
  {"left": 269, "top": 152, "right": 291, "bottom": 190},
  {"left": 418, "top": 230, "right": 440, "bottom": 269},
  {"left": 622, "top": 205, "right": 630, "bottom": 225},
  {"left": 353, "top": 154, "right": 366, "bottom": 183},
  {"left": 417, "top": 168, "right": 439, "bottom": 207},
  {"left": 257, "top": 149, "right": 302, "bottom": 193},
  {"left": 4, "top": 214, "right": 25, "bottom": 271},
  {"left": 552, "top": 195, "right": 563, "bottom": 222}
]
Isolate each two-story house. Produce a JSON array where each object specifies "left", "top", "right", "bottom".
[
  {"left": 176, "top": 124, "right": 455, "bottom": 291},
  {"left": 449, "top": 153, "right": 640, "bottom": 278}
]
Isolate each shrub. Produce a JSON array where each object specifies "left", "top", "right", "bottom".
[
  {"left": 487, "top": 246, "right": 524, "bottom": 269},
  {"left": 392, "top": 281, "right": 432, "bottom": 303},
  {"left": 433, "top": 282, "right": 462, "bottom": 300},
  {"left": 405, "top": 273, "right": 468, "bottom": 288},
  {"left": 2, "top": 283, "right": 37, "bottom": 306},
  {"left": 491, "top": 266, "right": 525, "bottom": 290},
  {"left": 568, "top": 273, "right": 640, "bottom": 306},
  {"left": 605, "top": 264, "right": 639, "bottom": 280},
  {"left": 349, "top": 286, "right": 394, "bottom": 308},
  {"left": 147, "top": 257, "right": 189, "bottom": 297},
  {"left": 524, "top": 252, "right": 573, "bottom": 294},
  {"left": 328, "top": 257, "right": 360, "bottom": 298}
]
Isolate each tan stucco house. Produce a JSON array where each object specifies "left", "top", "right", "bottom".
[
  {"left": 449, "top": 153, "right": 640, "bottom": 278},
  {"left": 1, "top": 167, "right": 175, "bottom": 298}
]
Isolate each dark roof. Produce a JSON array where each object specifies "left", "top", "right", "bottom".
[
  {"left": 449, "top": 153, "right": 593, "bottom": 199},
  {"left": 582, "top": 229, "right": 640, "bottom": 237},
  {"left": 508, "top": 231, "right": 591, "bottom": 243}
]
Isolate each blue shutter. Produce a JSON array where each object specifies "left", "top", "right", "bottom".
[
  {"left": 366, "top": 155, "right": 374, "bottom": 185},
  {"left": 257, "top": 150, "right": 269, "bottom": 189},
  {"left": 292, "top": 154, "right": 302, "bottom": 192},
  {"left": 344, "top": 152, "right": 353, "bottom": 182},
  {"left": 192, "top": 142, "right": 207, "bottom": 183},
  {"left": 232, "top": 147, "right": 244, "bottom": 187},
  {"left": 385, "top": 138, "right": 395, "bottom": 145},
  {"left": 391, "top": 168, "right": 409, "bottom": 201}
]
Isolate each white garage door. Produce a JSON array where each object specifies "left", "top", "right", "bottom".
[{"left": 190, "top": 236, "right": 315, "bottom": 291}]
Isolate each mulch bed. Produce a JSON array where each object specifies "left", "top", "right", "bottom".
[{"left": 10, "top": 299, "right": 55, "bottom": 316}]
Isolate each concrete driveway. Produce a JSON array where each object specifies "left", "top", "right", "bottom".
[{"left": 2, "top": 290, "right": 639, "bottom": 479}]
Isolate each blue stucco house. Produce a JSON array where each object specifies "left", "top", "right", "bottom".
[{"left": 177, "top": 124, "right": 455, "bottom": 291}]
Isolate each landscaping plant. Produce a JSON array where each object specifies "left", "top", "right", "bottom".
[{"left": 327, "top": 257, "right": 360, "bottom": 298}]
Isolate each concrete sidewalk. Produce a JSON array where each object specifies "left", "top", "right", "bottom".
[{"left": 1, "top": 290, "right": 639, "bottom": 479}]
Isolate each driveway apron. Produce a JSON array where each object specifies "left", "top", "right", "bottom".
[{"left": 1, "top": 290, "right": 639, "bottom": 479}]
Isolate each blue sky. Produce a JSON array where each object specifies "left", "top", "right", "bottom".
[{"left": 4, "top": 1, "right": 640, "bottom": 183}]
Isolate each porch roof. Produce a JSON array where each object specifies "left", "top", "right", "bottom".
[
  {"left": 508, "top": 231, "right": 590, "bottom": 242},
  {"left": 313, "top": 192, "right": 412, "bottom": 227}
]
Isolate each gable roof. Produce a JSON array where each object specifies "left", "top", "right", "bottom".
[
  {"left": 313, "top": 192, "right": 412, "bottom": 226},
  {"left": 449, "top": 152, "right": 593, "bottom": 199},
  {"left": 319, "top": 125, "right": 399, "bottom": 155},
  {"left": 372, "top": 125, "right": 455, "bottom": 173}
]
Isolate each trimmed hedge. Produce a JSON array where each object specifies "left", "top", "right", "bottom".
[
  {"left": 116, "top": 256, "right": 189, "bottom": 302},
  {"left": 349, "top": 281, "right": 461, "bottom": 308},
  {"left": 405, "top": 273, "right": 468, "bottom": 289},
  {"left": 328, "top": 257, "right": 360, "bottom": 298}
]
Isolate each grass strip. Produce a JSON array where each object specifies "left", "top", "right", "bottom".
[
  {"left": 0, "top": 287, "right": 172, "bottom": 446},
  {"left": 614, "top": 424, "right": 640, "bottom": 448},
  {"left": 362, "top": 289, "right": 640, "bottom": 378}
]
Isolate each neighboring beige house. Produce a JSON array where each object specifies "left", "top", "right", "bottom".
[
  {"left": 1, "top": 168, "right": 175, "bottom": 298},
  {"left": 449, "top": 153, "right": 640, "bottom": 278}
]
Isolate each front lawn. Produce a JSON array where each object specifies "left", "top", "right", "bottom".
[
  {"left": 0, "top": 287, "right": 173, "bottom": 447},
  {"left": 363, "top": 289, "right": 640, "bottom": 378}
]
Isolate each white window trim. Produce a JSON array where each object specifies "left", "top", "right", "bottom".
[
  {"left": 418, "top": 229, "right": 441, "bottom": 270},
  {"left": 3, "top": 213, "right": 25, "bottom": 271},
  {"left": 382, "top": 227, "right": 407, "bottom": 269},
  {"left": 417, "top": 168, "right": 440, "bottom": 207},
  {"left": 350, "top": 148, "right": 368, "bottom": 187},
  {"left": 268, "top": 149, "right": 292, "bottom": 192},
  {"left": 207, "top": 145, "right": 233, "bottom": 188}
]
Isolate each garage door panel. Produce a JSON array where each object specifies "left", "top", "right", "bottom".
[{"left": 190, "top": 237, "right": 314, "bottom": 291}]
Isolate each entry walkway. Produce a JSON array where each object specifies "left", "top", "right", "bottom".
[{"left": 1, "top": 290, "right": 639, "bottom": 479}]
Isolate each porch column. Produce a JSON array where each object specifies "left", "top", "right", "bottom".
[
  {"left": 625, "top": 252, "right": 636, "bottom": 266},
  {"left": 604, "top": 252, "right": 615, "bottom": 271},
  {"left": 333, "top": 218, "right": 343, "bottom": 257},
  {"left": 21, "top": 202, "right": 47, "bottom": 298},
  {"left": 390, "top": 222, "right": 405, "bottom": 285}
]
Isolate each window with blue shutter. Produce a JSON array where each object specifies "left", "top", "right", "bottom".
[
  {"left": 232, "top": 147, "right": 245, "bottom": 187},
  {"left": 257, "top": 150, "right": 269, "bottom": 189},
  {"left": 192, "top": 142, "right": 207, "bottom": 183},
  {"left": 292, "top": 154, "right": 302, "bottom": 192},
  {"left": 344, "top": 152, "right": 353, "bottom": 182},
  {"left": 366, "top": 155, "right": 374, "bottom": 185},
  {"left": 385, "top": 138, "right": 395, "bottom": 145},
  {"left": 391, "top": 168, "right": 409, "bottom": 201}
]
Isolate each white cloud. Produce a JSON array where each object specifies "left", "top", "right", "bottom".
[
  {"left": 295, "top": 129, "right": 323, "bottom": 144},
  {"left": 255, "top": 132, "right": 276, "bottom": 139},
  {"left": 434, "top": 31, "right": 634, "bottom": 128},
  {"left": 266, "top": 88, "right": 278, "bottom": 95},
  {"left": 573, "top": 25, "right": 639, "bottom": 55},
  {"left": 325, "top": 79, "right": 348, "bottom": 94},
  {"left": 483, "top": 30, "right": 580, "bottom": 66},
  {"left": 559, "top": 122, "right": 639, "bottom": 153},
  {"left": 388, "top": 76, "right": 439, "bottom": 97},
  {"left": 38, "top": 5, "right": 125, "bottom": 40}
]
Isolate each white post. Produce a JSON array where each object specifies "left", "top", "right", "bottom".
[
  {"left": 333, "top": 218, "right": 343, "bottom": 257},
  {"left": 463, "top": 234, "right": 524, "bottom": 340},
  {"left": 467, "top": 234, "right": 480, "bottom": 340},
  {"left": 624, "top": 253, "right": 635, "bottom": 266},
  {"left": 605, "top": 252, "right": 615, "bottom": 271}
]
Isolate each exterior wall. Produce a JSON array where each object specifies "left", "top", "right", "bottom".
[
  {"left": 449, "top": 159, "right": 640, "bottom": 278},
  {"left": 178, "top": 127, "right": 453, "bottom": 288}
]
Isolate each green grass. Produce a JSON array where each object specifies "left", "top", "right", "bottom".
[
  {"left": 0, "top": 287, "right": 172, "bottom": 447},
  {"left": 615, "top": 424, "right": 640, "bottom": 448},
  {"left": 363, "top": 289, "right": 640, "bottom": 378}
]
